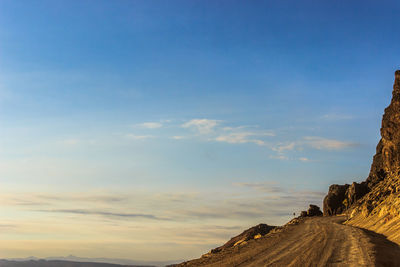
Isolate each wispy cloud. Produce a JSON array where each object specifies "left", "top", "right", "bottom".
[
  {"left": 215, "top": 132, "right": 263, "bottom": 145},
  {"left": 180, "top": 119, "right": 275, "bottom": 147},
  {"left": 180, "top": 208, "right": 268, "bottom": 220},
  {"left": 232, "top": 182, "right": 325, "bottom": 203},
  {"left": 181, "top": 119, "right": 220, "bottom": 135},
  {"left": 37, "top": 209, "right": 168, "bottom": 221},
  {"left": 320, "top": 113, "right": 354, "bottom": 121},
  {"left": 59, "top": 138, "right": 96, "bottom": 146},
  {"left": 215, "top": 131, "right": 273, "bottom": 146},
  {"left": 269, "top": 136, "right": 358, "bottom": 161},
  {"left": 269, "top": 155, "right": 312, "bottom": 162},
  {"left": 34, "top": 194, "right": 126, "bottom": 203},
  {"left": 0, "top": 192, "right": 127, "bottom": 207},
  {"left": 269, "top": 154, "right": 289, "bottom": 160},
  {"left": 233, "top": 182, "right": 284, "bottom": 193},
  {"left": 171, "top": 135, "right": 186, "bottom": 140},
  {"left": 62, "top": 139, "right": 80, "bottom": 145},
  {"left": 272, "top": 142, "right": 296, "bottom": 153},
  {"left": 0, "top": 184, "right": 327, "bottom": 259},
  {"left": 125, "top": 134, "right": 154, "bottom": 140},
  {"left": 0, "top": 224, "right": 17, "bottom": 229},
  {"left": 272, "top": 137, "right": 357, "bottom": 153},
  {"left": 0, "top": 186, "right": 324, "bottom": 224},
  {"left": 303, "top": 136, "right": 358, "bottom": 150},
  {"left": 125, "top": 118, "right": 357, "bottom": 162},
  {"left": 135, "top": 122, "right": 163, "bottom": 129}
]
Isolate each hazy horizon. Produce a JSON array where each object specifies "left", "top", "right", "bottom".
[{"left": 0, "top": 0, "right": 400, "bottom": 262}]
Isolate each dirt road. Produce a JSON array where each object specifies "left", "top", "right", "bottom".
[{"left": 177, "top": 216, "right": 400, "bottom": 267}]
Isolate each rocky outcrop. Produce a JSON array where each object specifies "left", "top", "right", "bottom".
[
  {"left": 347, "top": 181, "right": 369, "bottom": 205},
  {"left": 323, "top": 182, "right": 368, "bottom": 216},
  {"left": 210, "top": 223, "right": 276, "bottom": 253},
  {"left": 366, "top": 70, "right": 400, "bottom": 188},
  {"left": 307, "top": 204, "right": 323, "bottom": 216},
  {"left": 300, "top": 204, "right": 323, "bottom": 217},
  {"left": 323, "top": 184, "right": 349, "bottom": 215}
]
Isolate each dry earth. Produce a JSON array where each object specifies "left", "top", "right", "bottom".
[{"left": 177, "top": 216, "right": 400, "bottom": 267}]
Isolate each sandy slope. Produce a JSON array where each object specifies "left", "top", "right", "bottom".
[
  {"left": 177, "top": 216, "right": 400, "bottom": 267},
  {"left": 345, "top": 173, "right": 400, "bottom": 247}
]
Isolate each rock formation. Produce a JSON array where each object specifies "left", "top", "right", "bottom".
[
  {"left": 347, "top": 181, "right": 368, "bottom": 205},
  {"left": 323, "top": 184, "right": 349, "bottom": 215},
  {"left": 366, "top": 70, "right": 400, "bottom": 188},
  {"left": 307, "top": 204, "right": 323, "bottom": 216},
  {"left": 300, "top": 204, "right": 323, "bottom": 217},
  {"left": 210, "top": 223, "right": 276, "bottom": 253},
  {"left": 323, "top": 70, "right": 400, "bottom": 216}
]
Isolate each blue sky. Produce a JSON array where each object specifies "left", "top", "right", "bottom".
[{"left": 0, "top": 0, "right": 400, "bottom": 262}]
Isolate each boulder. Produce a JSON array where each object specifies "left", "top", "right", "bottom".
[
  {"left": 323, "top": 184, "right": 350, "bottom": 216},
  {"left": 300, "top": 205, "right": 323, "bottom": 217},
  {"left": 307, "top": 204, "right": 323, "bottom": 216}
]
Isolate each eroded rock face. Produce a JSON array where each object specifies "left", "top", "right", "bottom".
[
  {"left": 367, "top": 70, "right": 400, "bottom": 188},
  {"left": 323, "top": 184, "right": 349, "bottom": 215},
  {"left": 347, "top": 182, "right": 369, "bottom": 205}
]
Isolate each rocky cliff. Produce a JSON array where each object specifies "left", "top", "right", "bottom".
[
  {"left": 366, "top": 70, "right": 400, "bottom": 188},
  {"left": 324, "top": 70, "right": 400, "bottom": 245},
  {"left": 323, "top": 184, "right": 349, "bottom": 215},
  {"left": 323, "top": 70, "right": 400, "bottom": 216}
]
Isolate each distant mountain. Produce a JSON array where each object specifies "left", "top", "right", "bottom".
[
  {"left": 2, "top": 256, "right": 182, "bottom": 267},
  {"left": 0, "top": 259, "right": 145, "bottom": 267}
]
